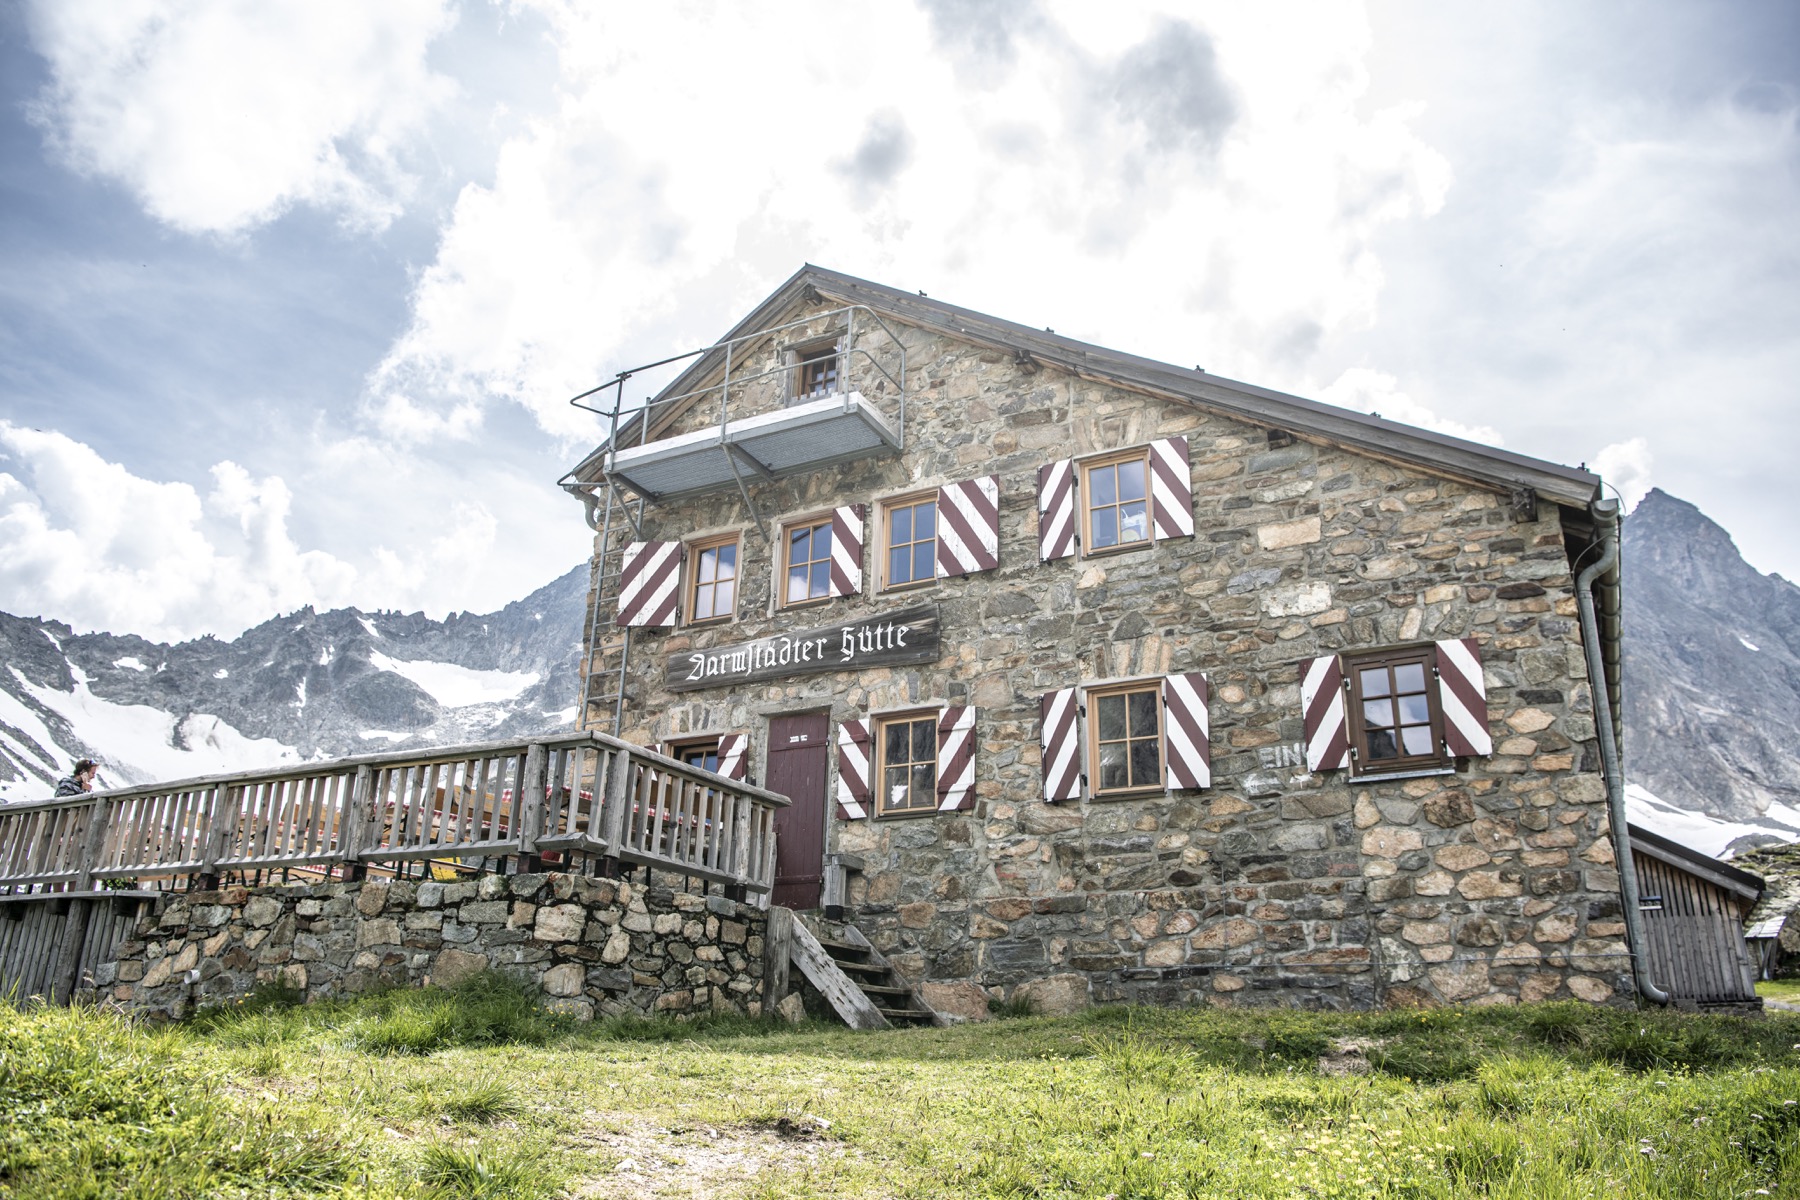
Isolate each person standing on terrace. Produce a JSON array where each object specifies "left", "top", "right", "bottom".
[{"left": 54, "top": 758, "right": 98, "bottom": 797}]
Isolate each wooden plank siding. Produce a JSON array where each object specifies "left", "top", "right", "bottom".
[
  {"left": 0, "top": 893, "right": 151, "bottom": 1004},
  {"left": 1632, "top": 842, "right": 1760, "bottom": 1004}
]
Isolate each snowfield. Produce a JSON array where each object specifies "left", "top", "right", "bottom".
[
  {"left": 3, "top": 665, "right": 301, "bottom": 799},
  {"left": 367, "top": 652, "right": 539, "bottom": 707},
  {"left": 1626, "top": 782, "right": 1800, "bottom": 858}
]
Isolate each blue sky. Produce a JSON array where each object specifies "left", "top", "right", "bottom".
[{"left": 0, "top": 0, "right": 1795, "bottom": 641}]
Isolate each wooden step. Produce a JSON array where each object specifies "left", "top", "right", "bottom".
[
  {"left": 826, "top": 956, "right": 886, "bottom": 977},
  {"left": 876, "top": 1006, "right": 934, "bottom": 1022},
  {"left": 858, "top": 982, "right": 913, "bottom": 997},
  {"left": 817, "top": 938, "right": 872, "bottom": 958}
]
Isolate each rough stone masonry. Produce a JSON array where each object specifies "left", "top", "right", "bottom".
[
  {"left": 95, "top": 873, "right": 767, "bottom": 1020},
  {"left": 588, "top": 282, "right": 1631, "bottom": 1014}
]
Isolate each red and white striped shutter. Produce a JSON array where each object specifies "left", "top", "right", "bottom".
[
  {"left": 1162, "top": 673, "right": 1210, "bottom": 790},
  {"left": 1036, "top": 460, "right": 1077, "bottom": 561},
  {"left": 935, "top": 706, "right": 977, "bottom": 811},
  {"left": 1149, "top": 436, "right": 1194, "bottom": 541},
  {"left": 1300, "top": 655, "right": 1350, "bottom": 771},
  {"left": 829, "top": 505, "right": 865, "bottom": 597},
  {"left": 616, "top": 540, "right": 681, "bottom": 628},
  {"left": 1434, "top": 638, "right": 1494, "bottom": 757},
  {"left": 716, "top": 732, "right": 750, "bottom": 780},
  {"left": 936, "top": 475, "right": 1000, "bottom": 577},
  {"left": 835, "top": 718, "right": 871, "bottom": 820},
  {"left": 1040, "top": 688, "right": 1082, "bottom": 802}
]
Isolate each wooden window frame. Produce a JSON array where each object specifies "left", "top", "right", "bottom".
[
  {"left": 791, "top": 337, "right": 842, "bottom": 403},
  {"left": 667, "top": 737, "right": 723, "bottom": 774},
  {"left": 684, "top": 533, "right": 741, "bottom": 626},
  {"left": 1342, "top": 645, "right": 1451, "bottom": 779},
  {"left": 1079, "top": 447, "right": 1154, "bottom": 557},
  {"left": 1085, "top": 680, "right": 1165, "bottom": 798},
  {"left": 878, "top": 489, "right": 939, "bottom": 593},
  {"left": 873, "top": 708, "right": 940, "bottom": 818},
  {"left": 779, "top": 513, "right": 835, "bottom": 610}
]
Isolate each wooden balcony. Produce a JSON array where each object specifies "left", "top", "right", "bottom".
[{"left": 0, "top": 733, "right": 786, "bottom": 901}]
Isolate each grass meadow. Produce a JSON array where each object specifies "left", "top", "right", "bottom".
[{"left": 5, "top": 975, "right": 1800, "bottom": 1198}]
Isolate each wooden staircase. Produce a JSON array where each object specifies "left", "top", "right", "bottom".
[{"left": 767, "top": 908, "right": 937, "bottom": 1029}]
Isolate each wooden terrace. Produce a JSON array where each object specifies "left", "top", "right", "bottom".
[{"left": 0, "top": 732, "right": 787, "bottom": 900}]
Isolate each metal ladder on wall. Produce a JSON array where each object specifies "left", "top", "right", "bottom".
[{"left": 579, "top": 478, "right": 644, "bottom": 738}]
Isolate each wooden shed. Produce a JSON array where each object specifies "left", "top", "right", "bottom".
[{"left": 1629, "top": 824, "right": 1764, "bottom": 1008}]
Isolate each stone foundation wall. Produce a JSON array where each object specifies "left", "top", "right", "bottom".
[{"left": 96, "top": 873, "right": 768, "bottom": 1020}]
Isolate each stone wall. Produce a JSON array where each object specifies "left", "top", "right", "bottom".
[
  {"left": 589, "top": 297, "right": 1632, "bottom": 1012},
  {"left": 96, "top": 873, "right": 768, "bottom": 1020}
]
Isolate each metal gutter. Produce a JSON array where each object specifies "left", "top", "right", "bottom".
[{"left": 1575, "top": 498, "right": 1668, "bottom": 1005}]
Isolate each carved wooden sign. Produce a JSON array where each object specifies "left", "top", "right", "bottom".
[{"left": 665, "top": 604, "right": 941, "bottom": 692}]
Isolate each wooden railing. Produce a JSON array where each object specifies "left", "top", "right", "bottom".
[{"left": 0, "top": 733, "right": 786, "bottom": 899}]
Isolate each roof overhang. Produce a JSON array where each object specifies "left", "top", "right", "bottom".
[{"left": 1629, "top": 823, "right": 1766, "bottom": 903}]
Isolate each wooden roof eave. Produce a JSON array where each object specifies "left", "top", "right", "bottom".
[
  {"left": 805, "top": 273, "right": 1601, "bottom": 510},
  {"left": 1628, "top": 824, "right": 1766, "bottom": 903}
]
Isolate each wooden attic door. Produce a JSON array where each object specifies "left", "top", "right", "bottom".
[{"left": 765, "top": 713, "right": 829, "bottom": 909}]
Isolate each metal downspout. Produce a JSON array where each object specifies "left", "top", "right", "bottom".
[{"left": 1574, "top": 497, "right": 1670, "bottom": 1005}]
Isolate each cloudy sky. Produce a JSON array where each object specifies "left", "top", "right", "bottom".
[{"left": 0, "top": 0, "right": 1795, "bottom": 642}]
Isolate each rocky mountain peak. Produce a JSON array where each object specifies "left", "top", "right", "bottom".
[
  {"left": 0, "top": 564, "right": 592, "bottom": 801},
  {"left": 1623, "top": 490, "right": 1800, "bottom": 853}
]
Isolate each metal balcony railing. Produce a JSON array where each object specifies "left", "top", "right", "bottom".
[{"left": 562, "top": 302, "right": 908, "bottom": 517}]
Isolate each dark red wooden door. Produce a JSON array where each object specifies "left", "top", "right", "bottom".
[{"left": 766, "top": 712, "right": 829, "bottom": 909}]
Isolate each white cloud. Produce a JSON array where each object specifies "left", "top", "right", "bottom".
[
  {"left": 1344, "top": 21, "right": 1800, "bottom": 575},
  {"left": 0, "top": 423, "right": 515, "bottom": 641},
  {"left": 23, "top": 0, "right": 457, "bottom": 234},
  {"left": 1316, "top": 368, "right": 1504, "bottom": 445},
  {"left": 365, "top": 0, "right": 1452, "bottom": 444},
  {"left": 1592, "top": 436, "right": 1653, "bottom": 511}
]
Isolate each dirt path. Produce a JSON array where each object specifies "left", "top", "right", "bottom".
[{"left": 571, "top": 1114, "right": 853, "bottom": 1198}]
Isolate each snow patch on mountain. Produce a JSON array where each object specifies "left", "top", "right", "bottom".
[
  {"left": 1626, "top": 783, "right": 1800, "bottom": 859},
  {"left": 0, "top": 678, "right": 63, "bottom": 774},
  {"left": 367, "top": 652, "right": 540, "bottom": 707},
  {"left": 8, "top": 665, "right": 301, "bottom": 794}
]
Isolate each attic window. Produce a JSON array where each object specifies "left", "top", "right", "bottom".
[{"left": 795, "top": 343, "right": 840, "bottom": 401}]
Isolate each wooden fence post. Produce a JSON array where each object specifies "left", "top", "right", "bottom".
[
  {"left": 45, "top": 795, "right": 111, "bottom": 1007},
  {"left": 341, "top": 765, "right": 373, "bottom": 882},
  {"left": 761, "top": 904, "right": 792, "bottom": 1013},
  {"left": 199, "top": 784, "right": 237, "bottom": 890},
  {"left": 73, "top": 797, "right": 110, "bottom": 892},
  {"left": 597, "top": 745, "right": 632, "bottom": 873},
  {"left": 48, "top": 897, "right": 95, "bottom": 1006},
  {"left": 727, "top": 799, "right": 754, "bottom": 903},
  {"left": 518, "top": 743, "right": 547, "bottom": 871}
]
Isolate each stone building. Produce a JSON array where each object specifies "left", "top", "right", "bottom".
[{"left": 562, "top": 266, "right": 1637, "bottom": 1014}]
